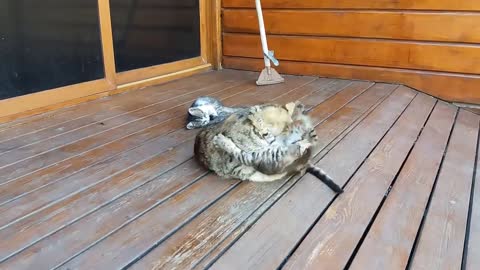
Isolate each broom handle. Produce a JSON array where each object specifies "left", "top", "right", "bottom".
[{"left": 255, "top": 0, "right": 271, "bottom": 68}]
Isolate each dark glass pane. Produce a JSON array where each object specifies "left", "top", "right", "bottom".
[
  {"left": 0, "top": 0, "right": 105, "bottom": 100},
  {"left": 110, "top": 0, "right": 201, "bottom": 73}
]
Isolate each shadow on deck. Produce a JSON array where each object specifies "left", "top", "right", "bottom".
[{"left": 0, "top": 70, "right": 478, "bottom": 269}]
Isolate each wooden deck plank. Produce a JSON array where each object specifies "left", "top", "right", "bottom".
[
  {"left": 0, "top": 76, "right": 327, "bottom": 205},
  {"left": 276, "top": 80, "right": 352, "bottom": 109},
  {"left": 0, "top": 80, "right": 256, "bottom": 184},
  {"left": 26, "top": 78, "right": 364, "bottom": 268},
  {"left": 409, "top": 110, "right": 479, "bottom": 270},
  {"left": 56, "top": 175, "right": 238, "bottom": 270},
  {"left": 0, "top": 74, "right": 255, "bottom": 173},
  {"left": 0, "top": 162, "right": 230, "bottom": 269},
  {"left": 128, "top": 83, "right": 396, "bottom": 269},
  {"left": 0, "top": 75, "right": 315, "bottom": 228},
  {"left": 0, "top": 76, "right": 326, "bottom": 264},
  {"left": 208, "top": 86, "right": 418, "bottom": 270},
  {"left": 0, "top": 72, "right": 252, "bottom": 154},
  {"left": 467, "top": 135, "right": 480, "bottom": 269},
  {"left": 283, "top": 91, "right": 435, "bottom": 269},
  {"left": 0, "top": 70, "right": 233, "bottom": 138},
  {"left": 193, "top": 85, "right": 393, "bottom": 270},
  {"left": 0, "top": 70, "right": 473, "bottom": 269},
  {"left": 53, "top": 80, "right": 378, "bottom": 270},
  {"left": 219, "top": 75, "right": 316, "bottom": 107},
  {"left": 0, "top": 76, "right": 333, "bottom": 260},
  {"left": 0, "top": 71, "right": 232, "bottom": 145},
  {"left": 0, "top": 80, "right": 257, "bottom": 204},
  {"left": 0, "top": 81, "right": 255, "bottom": 204},
  {"left": 27, "top": 81, "right": 370, "bottom": 268},
  {"left": 349, "top": 102, "right": 457, "bottom": 270},
  {"left": 0, "top": 142, "right": 195, "bottom": 262}
]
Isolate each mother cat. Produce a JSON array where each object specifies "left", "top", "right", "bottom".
[{"left": 194, "top": 101, "right": 343, "bottom": 193}]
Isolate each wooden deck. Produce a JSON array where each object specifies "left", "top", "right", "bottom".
[{"left": 0, "top": 69, "right": 478, "bottom": 270}]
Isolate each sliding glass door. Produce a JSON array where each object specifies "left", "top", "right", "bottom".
[
  {"left": 110, "top": 0, "right": 201, "bottom": 73},
  {"left": 0, "top": 0, "right": 218, "bottom": 121},
  {"left": 0, "top": 0, "right": 105, "bottom": 100}
]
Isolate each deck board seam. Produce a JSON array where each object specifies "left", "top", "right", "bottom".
[
  {"left": 0, "top": 74, "right": 323, "bottom": 266},
  {"left": 405, "top": 106, "right": 460, "bottom": 269},
  {"left": 199, "top": 83, "right": 402, "bottom": 269},
  {"left": 0, "top": 70, "right": 224, "bottom": 134},
  {"left": 277, "top": 87, "right": 414, "bottom": 269},
  {"left": 0, "top": 72, "right": 257, "bottom": 142},
  {"left": 103, "top": 78, "right": 373, "bottom": 269},
  {"left": 0, "top": 157, "right": 206, "bottom": 263},
  {"left": 461, "top": 113, "right": 480, "bottom": 270},
  {"left": 0, "top": 78, "right": 254, "bottom": 169},
  {"left": 0, "top": 79, "right": 258, "bottom": 193},
  {"left": 55, "top": 180, "right": 243, "bottom": 270},
  {"left": 199, "top": 83, "right": 399, "bottom": 269},
  {"left": 0, "top": 72, "right": 236, "bottom": 143},
  {"left": 344, "top": 97, "right": 437, "bottom": 269},
  {"left": 184, "top": 81, "right": 380, "bottom": 269},
  {"left": 2, "top": 76, "right": 318, "bottom": 224},
  {"left": 0, "top": 134, "right": 198, "bottom": 231}
]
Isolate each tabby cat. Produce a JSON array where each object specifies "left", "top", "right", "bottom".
[{"left": 194, "top": 101, "right": 343, "bottom": 193}]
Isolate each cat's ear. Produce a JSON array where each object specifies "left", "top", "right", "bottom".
[
  {"left": 294, "top": 101, "right": 306, "bottom": 114},
  {"left": 284, "top": 102, "right": 297, "bottom": 116},
  {"left": 188, "top": 107, "right": 205, "bottom": 117}
]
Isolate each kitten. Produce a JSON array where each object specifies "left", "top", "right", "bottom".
[
  {"left": 186, "top": 96, "right": 247, "bottom": 129},
  {"left": 194, "top": 101, "right": 343, "bottom": 193}
]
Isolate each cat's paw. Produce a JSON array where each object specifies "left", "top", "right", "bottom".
[
  {"left": 212, "top": 134, "right": 238, "bottom": 153},
  {"left": 297, "top": 140, "right": 312, "bottom": 155},
  {"left": 264, "top": 133, "right": 275, "bottom": 144},
  {"left": 308, "top": 129, "right": 318, "bottom": 140}
]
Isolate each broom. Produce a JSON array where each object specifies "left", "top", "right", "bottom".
[{"left": 255, "top": 0, "right": 285, "bottom": 86}]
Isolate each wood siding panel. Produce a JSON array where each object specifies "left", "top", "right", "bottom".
[
  {"left": 223, "top": 34, "right": 480, "bottom": 75},
  {"left": 223, "top": 57, "right": 480, "bottom": 104},
  {"left": 223, "top": 10, "right": 480, "bottom": 43},
  {"left": 223, "top": 0, "right": 480, "bottom": 11},
  {"left": 222, "top": 0, "right": 480, "bottom": 104}
]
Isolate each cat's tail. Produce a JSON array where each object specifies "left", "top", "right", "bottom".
[{"left": 306, "top": 165, "right": 344, "bottom": 194}]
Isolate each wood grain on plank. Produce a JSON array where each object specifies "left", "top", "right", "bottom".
[
  {"left": 0, "top": 76, "right": 260, "bottom": 185},
  {"left": 349, "top": 101, "right": 457, "bottom": 270},
  {"left": 467, "top": 134, "right": 480, "bottom": 269},
  {"left": 0, "top": 77, "right": 338, "bottom": 267},
  {"left": 0, "top": 158, "right": 210, "bottom": 268},
  {"left": 209, "top": 87, "right": 417, "bottom": 269},
  {"left": 0, "top": 71, "right": 250, "bottom": 151},
  {"left": 0, "top": 127, "right": 194, "bottom": 229},
  {"left": 0, "top": 70, "right": 228, "bottom": 137},
  {"left": 0, "top": 75, "right": 314, "bottom": 202},
  {"left": 0, "top": 76, "right": 253, "bottom": 169},
  {"left": 223, "top": 57, "right": 480, "bottom": 104},
  {"left": 275, "top": 79, "right": 352, "bottom": 109},
  {"left": 129, "top": 84, "right": 395, "bottom": 269},
  {"left": 0, "top": 76, "right": 319, "bottom": 261},
  {"left": 194, "top": 85, "right": 395, "bottom": 270},
  {"left": 410, "top": 109, "right": 479, "bottom": 270},
  {"left": 54, "top": 174, "right": 238, "bottom": 270},
  {"left": 223, "top": 34, "right": 480, "bottom": 75},
  {"left": 0, "top": 76, "right": 314, "bottom": 227},
  {"left": 223, "top": 10, "right": 480, "bottom": 43},
  {"left": 283, "top": 91, "right": 435, "bottom": 270},
  {"left": 0, "top": 81, "right": 257, "bottom": 204},
  {"left": 0, "top": 141, "right": 197, "bottom": 261},
  {"left": 222, "top": 0, "right": 480, "bottom": 10}
]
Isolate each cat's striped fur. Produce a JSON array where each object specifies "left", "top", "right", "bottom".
[{"left": 194, "top": 101, "right": 343, "bottom": 193}]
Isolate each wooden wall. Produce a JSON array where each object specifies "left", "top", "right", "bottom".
[{"left": 221, "top": 0, "right": 480, "bottom": 104}]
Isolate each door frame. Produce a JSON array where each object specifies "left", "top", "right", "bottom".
[{"left": 0, "top": 0, "right": 221, "bottom": 123}]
